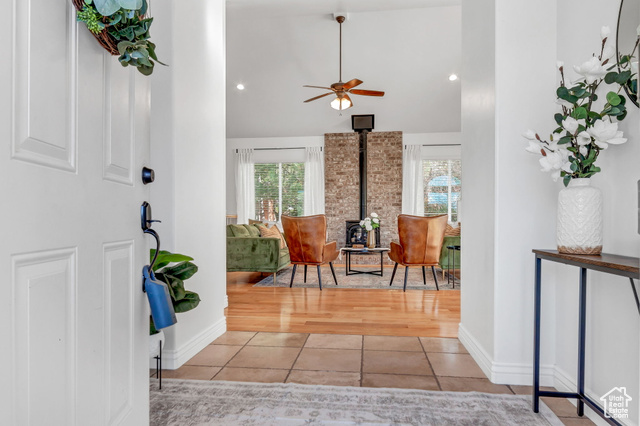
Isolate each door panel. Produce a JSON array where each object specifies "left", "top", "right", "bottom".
[
  {"left": 104, "top": 60, "right": 135, "bottom": 186},
  {"left": 1, "top": 1, "right": 150, "bottom": 424},
  {"left": 13, "top": 0, "right": 77, "bottom": 172},
  {"left": 103, "top": 241, "right": 135, "bottom": 424},
  {"left": 12, "top": 249, "right": 77, "bottom": 426}
]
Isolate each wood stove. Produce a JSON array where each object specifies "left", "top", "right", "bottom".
[{"left": 343, "top": 116, "right": 382, "bottom": 248}]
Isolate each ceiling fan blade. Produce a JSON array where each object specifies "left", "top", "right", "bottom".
[
  {"left": 342, "top": 79, "right": 363, "bottom": 90},
  {"left": 349, "top": 89, "right": 385, "bottom": 97},
  {"left": 304, "top": 92, "right": 333, "bottom": 103},
  {"left": 303, "top": 85, "right": 334, "bottom": 90}
]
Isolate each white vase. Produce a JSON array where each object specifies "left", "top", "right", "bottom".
[
  {"left": 556, "top": 178, "right": 603, "bottom": 255},
  {"left": 367, "top": 230, "right": 376, "bottom": 249},
  {"left": 149, "top": 329, "right": 165, "bottom": 358}
]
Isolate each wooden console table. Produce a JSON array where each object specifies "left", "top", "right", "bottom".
[{"left": 532, "top": 249, "right": 639, "bottom": 426}]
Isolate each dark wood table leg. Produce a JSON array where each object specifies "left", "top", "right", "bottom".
[
  {"left": 577, "top": 267, "right": 587, "bottom": 416},
  {"left": 346, "top": 252, "right": 349, "bottom": 276},
  {"left": 533, "top": 256, "right": 541, "bottom": 413}
]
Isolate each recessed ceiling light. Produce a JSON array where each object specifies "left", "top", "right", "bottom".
[
  {"left": 448, "top": 74, "right": 458, "bottom": 82},
  {"left": 236, "top": 84, "right": 245, "bottom": 90}
]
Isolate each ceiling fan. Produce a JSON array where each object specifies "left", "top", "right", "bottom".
[{"left": 303, "top": 15, "right": 385, "bottom": 111}]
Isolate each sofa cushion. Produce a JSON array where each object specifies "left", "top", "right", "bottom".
[
  {"left": 229, "top": 224, "right": 251, "bottom": 238},
  {"left": 244, "top": 224, "right": 261, "bottom": 237}
]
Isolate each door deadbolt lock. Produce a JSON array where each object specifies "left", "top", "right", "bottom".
[{"left": 142, "top": 167, "right": 155, "bottom": 185}]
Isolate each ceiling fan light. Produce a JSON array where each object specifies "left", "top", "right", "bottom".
[{"left": 331, "top": 96, "right": 352, "bottom": 110}]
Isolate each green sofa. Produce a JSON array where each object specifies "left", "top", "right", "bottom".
[
  {"left": 438, "top": 236, "right": 461, "bottom": 279},
  {"left": 226, "top": 224, "right": 290, "bottom": 280}
]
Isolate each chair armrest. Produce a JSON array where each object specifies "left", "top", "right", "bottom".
[
  {"left": 389, "top": 241, "right": 403, "bottom": 264},
  {"left": 226, "top": 237, "right": 280, "bottom": 270},
  {"left": 323, "top": 241, "right": 339, "bottom": 263}
]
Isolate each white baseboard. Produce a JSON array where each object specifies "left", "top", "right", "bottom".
[
  {"left": 154, "top": 317, "right": 227, "bottom": 370},
  {"left": 554, "top": 367, "right": 635, "bottom": 426},
  {"left": 457, "top": 323, "right": 554, "bottom": 386},
  {"left": 458, "top": 325, "right": 637, "bottom": 425},
  {"left": 457, "top": 323, "right": 494, "bottom": 379}
]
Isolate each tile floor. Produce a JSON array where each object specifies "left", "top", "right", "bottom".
[{"left": 155, "top": 331, "right": 595, "bottom": 426}]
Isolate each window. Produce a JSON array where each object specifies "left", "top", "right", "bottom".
[
  {"left": 423, "top": 159, "right": 461, "bottom": 222},
  {"left": 254, "top": 163, "right": 304, "bottom": 222}
]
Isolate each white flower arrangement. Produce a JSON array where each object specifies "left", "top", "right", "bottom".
[
  {"left": 523, "top": 26, "right": 637, "bottom": 186},
  {"left": 359, "top": 213, "right": 380, "bottom": 232}
]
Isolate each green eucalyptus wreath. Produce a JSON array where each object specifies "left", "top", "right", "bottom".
[{"left": 76, "top": 0, "right": 165, "bottom": 75}]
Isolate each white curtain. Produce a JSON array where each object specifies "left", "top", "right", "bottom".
[
  {"left": 235, "top": 148, "right": 255, "bottom": 224},
  {"left": 402, "top": 144, "right": 425, "bottom": 215},
  {"left": 303, "top": 146, "right": 325, "bottom": 215}
]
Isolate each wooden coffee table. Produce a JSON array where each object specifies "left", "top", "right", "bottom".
[{"left": 342, "top": 247, "right": 390, "bottom": 277}]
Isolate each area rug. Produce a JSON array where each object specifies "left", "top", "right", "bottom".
[
  {"left": 254, "top": 265, "right": 459, "bottom": 290},
  {"left": 149, "top": 380, "right": 561, "bottom": 426}
]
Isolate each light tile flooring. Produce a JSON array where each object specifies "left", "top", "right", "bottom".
[{"left": 155, "top": 331, "right": 595, "bottom": 426}]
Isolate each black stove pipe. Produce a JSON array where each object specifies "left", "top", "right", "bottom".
[{"left": 357, "top": 130, "right": 368, "bottom": 220}]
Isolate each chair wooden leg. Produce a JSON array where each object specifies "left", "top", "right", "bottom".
[
  {"left": 329, "top": 262, "right": 338, "bottom": 285},
  {"left": 304, "top": 265, "right": 307, "bottom": 283},
  {"left": 403, "top": 266, "right": 409, "bottom": 292},
  {"left": 422, "top": 266, "right": 426, "bottom": 285},
  {"left": 431, "top": 266, "right": 440, "bottom": 291},
  {"left": 273, "top": 273, "right": 277, "bottom": 285},
  {"left": 289, "top": 264, "right": 297, "bottom": 288},
  {"left": 316, "top": 265, "right": 323, "bottom": 291},
  {"left": 389, "top": 263, "right": 399, "bottom": 286}
]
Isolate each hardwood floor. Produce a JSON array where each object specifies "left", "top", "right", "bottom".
[{"left": 226, "top": 271, "right": 461, "bottom": 338}]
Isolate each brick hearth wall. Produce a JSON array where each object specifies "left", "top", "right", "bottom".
[
  {"left": 366, "top": 132, "right": 403, "bottom": 255},
  {"left": 324, "top": 131, "right": 403, "bottom": 265},
  {"left": 324, "top": 133, "right": 360, "bottom": 250}
]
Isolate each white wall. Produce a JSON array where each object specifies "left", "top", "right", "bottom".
[
  {"left": 226, "top": 6, "right": 461, "bottom": 138},
  {"left": 458, "top": 0, "right": 497, "bottom": 367},
  {"left": 150, "top": 0, "right": 227, "bottom": 369},
  {"left": 461, "top": 0, "right": 640, "bottom": 424},
  {"left": 492, "top": 0, "right": 559, "bottom": 383},
  {"left": 554, "top": 1, "right": 640, "bottom": 424}
]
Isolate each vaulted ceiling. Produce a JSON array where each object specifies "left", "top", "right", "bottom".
[{"left": 226, "top": 0, "right": 461, "bottom": 138}]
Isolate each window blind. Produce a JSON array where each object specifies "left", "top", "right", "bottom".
[{"left": 254, "top": 163, "right": 305, "bottom": 222}]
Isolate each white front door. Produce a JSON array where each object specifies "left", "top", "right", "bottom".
[{"left": 0, "top": 1, "right": 151, "bottom": 424}]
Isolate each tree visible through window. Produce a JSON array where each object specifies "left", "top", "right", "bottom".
[
  {"left": 255, "top": 163, "right": 304, "bottom": 222},
  {"left": 423, "top": 159, "right": 461, "bottom": 222}
]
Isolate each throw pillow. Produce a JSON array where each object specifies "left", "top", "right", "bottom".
[
  {"left": 229, "top": 224, "right": 251, "bottom": 238},
  {"left": 444, "top": 223, "right": 461, "bottom": 237},
  {"left": 259, "top": 225, "right": 287, "bottom": 249}
]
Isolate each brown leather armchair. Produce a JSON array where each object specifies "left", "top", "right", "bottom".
[
  {"left": 388, "top": 214, "right": 448, "bottom": 291},
  {"left": 281, "top": 214, "right": 339, "bottom": 290}
]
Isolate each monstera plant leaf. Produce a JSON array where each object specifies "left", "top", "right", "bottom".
[
  {"left": 150, "top": 249, "right": 194, "bottom": 271},
  {"left": 173, "top": 291, "right": 201, "bottom": 313},
  {"left": 92, "top": 0, "right": 143, "bottom": 16}
]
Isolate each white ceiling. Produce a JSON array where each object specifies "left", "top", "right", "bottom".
[
  {"left": 226, "top": 1, "right": 461, "bottom": 138},
  {"left": 227, "top": 0, "right": 461, "bottom": 19}
]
